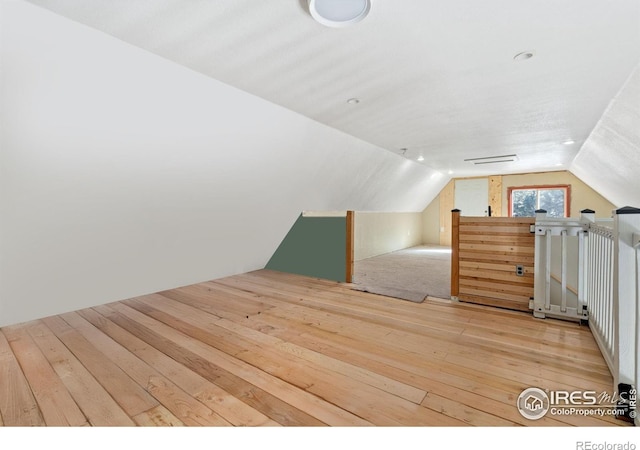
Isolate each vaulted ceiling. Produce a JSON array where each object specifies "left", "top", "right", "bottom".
[{"left": 24, "top": 0, "right": 640, "bottom": 177}]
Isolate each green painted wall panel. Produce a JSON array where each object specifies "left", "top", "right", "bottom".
[{"left": 265, "top": 214, "right": 346, "bottom": 282}]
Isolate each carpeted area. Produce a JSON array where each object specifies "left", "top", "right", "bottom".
[{"left": 352, "top": 245, "right": 451, "bottom": 302}]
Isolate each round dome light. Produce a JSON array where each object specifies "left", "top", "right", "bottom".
[{"left": 308, "top": 0, "right": 371, "bottom": 28}]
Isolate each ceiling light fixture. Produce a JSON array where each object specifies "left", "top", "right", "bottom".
[
  {"left": 308, "top": 0, "right": 371, "bottom": 28},
  {"left": 346, "top": 98, "right": 360, "bottom": 104},
  {"left": 513, "top": 51, "right": 534, "bottom": 61},
  {"left": 417, "top": 155, "right": 425, "bottom": 162},
  {"left": 563, "top": 139, "right": 575, "bottom": 145},
  {"left": 464, "top": 154, "right": 518, "bottom": 165}
]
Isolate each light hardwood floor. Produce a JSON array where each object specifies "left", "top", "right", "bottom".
[{"left": 0, "top": 269, "right": 628, "bottom": 426}]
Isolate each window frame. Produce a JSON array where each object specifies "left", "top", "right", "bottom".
[{"left": 507, "top": 184, "right": 571, "bottom": 218}]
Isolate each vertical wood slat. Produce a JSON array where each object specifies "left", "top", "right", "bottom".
[
  {"left": 488, "top": 176, "right": 502, "bottom": 217},
  {"left": 345, "top": 210, "right": 354, "bottom": 283},
  {"left": 439, "top": 181, "right": 455, "bottom": 246},
  {"left": 451, "top": 209, "right": 461, "bottom": 299}
]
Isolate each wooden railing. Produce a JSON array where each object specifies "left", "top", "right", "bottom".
[
  {"left": 450, "top": 210, "right": 535, "bottom": 311},
  {"left": 533, "top": 207, "right": 640, "bottom": 425}
]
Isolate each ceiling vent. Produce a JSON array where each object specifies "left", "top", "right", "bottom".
[{"left": 464, "top": 154, "right": 518, "bottom": 165}]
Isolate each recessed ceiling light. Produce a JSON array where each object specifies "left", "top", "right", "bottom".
[
  {"left": 346, "top": 98, "right": 360, "bottom": 105},
  {"left": 417, "top": 155, "right": 425, "bottom": 162},
  {"left": 513, "top": 51, "right": 534, "bottom": 61},
  {"left": 448, "top": 170, "right": 454, "bottom": 175},
  {"left": 563, "top": 139, "right": 575, "bottom": 145},
  {"left": 308, "top": 0, "right": 371, "bottom": 28}
]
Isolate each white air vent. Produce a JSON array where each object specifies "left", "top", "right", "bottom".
[{"left": 464, "top": 154, "right": 518, "bottom": 165}]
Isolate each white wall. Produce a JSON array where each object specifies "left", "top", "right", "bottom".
[
  {"left": 421, "top": 197, "right": 441, "bottom": 245},
  {"left": 571, "top": 64, "right": 640, "bottom": 208},
  {"left": 354, "top": 212, "right": 423, "bottom": 261},
  {"left": 0, "top": 1, "right": 448, "bottom": 327}
]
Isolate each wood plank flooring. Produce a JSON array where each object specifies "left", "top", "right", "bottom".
[{"left": 0, "top": 269, "right": 628, "bottom": 426}]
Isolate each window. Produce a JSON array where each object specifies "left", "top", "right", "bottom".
[{"left": 508, "top": 185, "right": 570, "bottom": 218}]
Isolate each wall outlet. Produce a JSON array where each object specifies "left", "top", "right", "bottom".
[
  {"left": 440, "top": 227, "right": 445, "bottom": 232},
  {"left": 516, "top": 265, "right": 525, "bottom": 276}
]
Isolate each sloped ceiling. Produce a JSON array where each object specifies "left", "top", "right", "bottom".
[
  {"left": 571, "top": 65, "right": 640, "bottom": 208},
  {"left": 1, "top": 1, "right": 447, "bottom": 326},
  {"left": 23, "top": 0, "right": 640, "bottom": 178},
  {"left": 1, "top": 0, "right": 638, "bottom": 328}
]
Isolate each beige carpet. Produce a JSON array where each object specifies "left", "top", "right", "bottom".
[{"left": 352, "top": 245, "right": 451, "bottom": 302}]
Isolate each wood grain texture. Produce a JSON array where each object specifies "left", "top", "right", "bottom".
[
  {"left": 133, "top": 405, "right": 184, "bottom": 427},
  {"left": 345, "top": 210, "right": 354, "bottom": 283},
  {"left": 455, "top": 216, "right": 536, "bottom": 310},
  {"left": 0, "top": 269, "right": 627, "bottom": 427},
  {"left": 0, "top": 329, "right": 45, "bottom": 426},
  {"left": 41, "top": 315, "right": 159, "bottom": 418},
  {"left": 439, "top": 180, "right": 455, "bottom": 246},
  {"left": 489, "top": 176, "right": 503, "bottom": 217},
  {"left": 60, "top": 311, "right": 233, "bottom": 426},
  {"left": 451, "top": 209, "right": 460, "bottom": 298},
  {"left": 26, "top": 321, "right": 135, "bottom": 426},
  {"left": 3, "top": 325, "right": 87, "bottom": 426}
]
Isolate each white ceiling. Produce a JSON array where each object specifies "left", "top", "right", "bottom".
[{"left": 25, "top": 0, "right": 640, "bottom": 177}]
